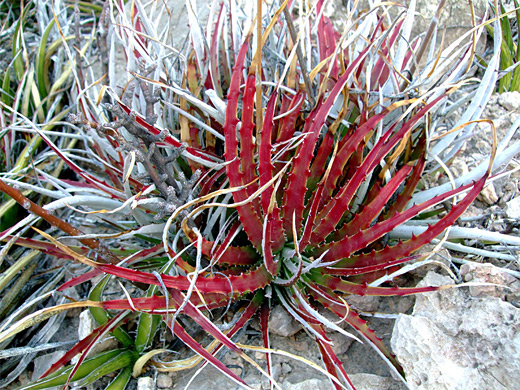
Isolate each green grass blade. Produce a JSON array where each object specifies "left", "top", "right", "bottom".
[
  {"left": 499, "top": 39, "right": 514, "bottom": 92},
  {"left": 0, "top": 250, "right": 40, "bottom": 293},
  {"left": 19, "top": 349, "right": 131, "bottom": 390},
  {"left": 511, "top": 64, "right": 520, "bottom": 92},
  {"left": 135, "top": 310, "right": 161, "bottom": 353},
  {"left": 514, "top": 0, "right": 520, "bottom": 61},
  {"left": 89, "top": 276, "right": 134, "bottom": 348},
  {"left": 75, "top": 350, "right": 137, "bottom": 388},
  {"left": 12, "top": 17, "right": 25, "bottom": 81},
  {"left": 1, "top": 67, "right": 13, "bottom": 106},
  {"left": 105, "top": 367, "right": 132, "bottom": 390},
  {"left": 500, "top": 3, "right": 514, "bottom": 54},
  {"left": 36, "top": 19, "right": 55, "bottom": 99}
]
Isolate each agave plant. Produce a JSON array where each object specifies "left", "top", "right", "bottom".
[{"left": 0, "top": 0, "right": 517, "bottom": 389}]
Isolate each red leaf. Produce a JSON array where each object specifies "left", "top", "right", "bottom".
[
  {"left": 309, "top": 284, "right": 404, "bottom": 378},
  {"left": 282, "top": 45, "right": 371, "bottom": 237},
  {"left": 333, "top": 163, "right": 413, "bottom": 239},
  {"left": 318, "top": 171, "right": 487, "bottom": 264},
  {"left": 315, "top": 273, "right": 442, "bottom": 296},
  {"left": 260, "top": 302, "right": 273, "bottom": 386},
  {"left": 260, "top": 92, "right": 286, "bottom": 253},
  {"left": 274, "top": 91, "right": 305, "bottom": 145},
  {"left": 240, "top": 74, "right": 260, "bottom": 200},
  {"left": 370, "top": 19, "right": 404, "bottom": 89},
  {"left": 166, "top": 319, "right": 248, "bottom": 386},
  {"left": 223, "top": 37, "right": 264, "bottom": 249},
  {"left": 313, "top": 324, "right": 356, "bottom": 390},
  {"left": 316, "top": 0, "right": 339, "bottom": 81},
  {"left": 197, "top": 237, "right": 259, "bottom": 267},
  {"left": 40, "top": 312, "right": 128, "bottom": 379},
  {"left": 88, "top": 262, "right": 272, "bottom": 295},
  {"left": 311, "top": 95, "right": 447, "bottom": 244}
]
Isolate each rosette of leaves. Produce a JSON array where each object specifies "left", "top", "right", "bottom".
[{"left": 0, "top": 1, "right": 506, "bottom": 389}]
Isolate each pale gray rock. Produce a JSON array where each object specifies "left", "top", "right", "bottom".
[
  {"left": 460, "top": 262, "right": 520, "bottom": 298},
  {"left": 391, "top": 271, "right": 520, "bottom": 390},
  {"left": 271, "top": 362, "right": 282, "bottom": 381},
  {"left": 156, "top": 373, "right": 173, "bottom": 388},
  {"left": 450, "top": 158, "right": 470, "bottom": 178},
  {"left": 172, "top": 365, "right": 267, "bottom": 389},
  {"left": 284, "top": 374, "right": 404, "bottom": 390},
  {"left": 268, "top": 305, "right": 302, "bottom": 337},
  {"left": 505, "top": 196, "right": 520, "bottom": 219},
  {"left": 350, "top": 373, "right": 407, "bottom": 390},
  {"left": 78, "top": 310, "right": 95, "bottom": 341},
  {"left": 137, "top": 377, "right": 155, "bottom": 390},
  {"left": 281, "top": 362, "right": 293, "bottom": 374},
  {"left": 497, "top": 91, "right": 520, "bottom": 112},
  {"left": 31, "top": 351, "right": 66, "bottom": 382},
  {"left": 284, "top": 378, "right": 330, "bottom": 390},
  {"left": 327, "top": 330, "right": 355, "bottom": 355}
]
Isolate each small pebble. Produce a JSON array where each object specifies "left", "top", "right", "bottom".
[
  {"left": 137, "top": 377, "right": 154, "bottom": 390},
  {"left": 506, "top": 196, "right": 520, "bottom": 219},
  {"left": 156, "top": 373, "right": 172, "bottom": 388},
  {"left": 477, "top": 183, "right": 498, "bottom": 205},
  {"left": 281, "top": 362, "right": 292, "bottom": 374}
]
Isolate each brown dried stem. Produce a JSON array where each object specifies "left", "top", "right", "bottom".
[
  {"left": 0, "top": 178, "right": 120, "bottom": 265},
  {"left": 282, "top": 6, "right": 315, "bottom": 106}
]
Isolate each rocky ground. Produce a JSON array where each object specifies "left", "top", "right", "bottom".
[{"left": 6, "top": 2, "right": 520, "bottom": 390}]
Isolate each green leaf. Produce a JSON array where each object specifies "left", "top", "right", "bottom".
[
  {"left": 1, "top": 67, "right": 13, "bottom": 106},
  {"left": 89, "top": 276, "right": 134, "bottom": 348},
  {"left": 105, "top": 367, "right": 132, "bottom": 390},
  {"left": 499, "top": 39, "right": 514, "bottom": 92},
  {"left": 35, "top": 19, "right": 55, "bottom": 99},
  {"left": 12, "top": 17, "right": 25, "bottom": 82},
  {"left": 134, "top": 280, "right": 163, "bottom": 354},
  {"left": 19, "top": 349, "right": 135, "bottom": 390},
  {"left": 0, "top": 194, "right": 19, "bottom": 232},
  {"left": 135, "top": 309, "right": 161, "bottom": 353},
  {"left": 500, "top": 3, "right": 514, "bottom": 55}
]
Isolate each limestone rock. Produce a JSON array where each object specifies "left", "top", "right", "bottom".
[
  {"left": 268, "top": 305, "right": 301, "bottom": 337},
  {"left": 477, "top": 183, "right": 499, "bottom": 205},
  {"left": 281, "top": 362, "right": 292, "bottom": 374},
  {"left": 497, "top": 91, "right": 520, "bottom": 112},
  {"left": 78, "top": 310, "right": 95, "bottom": 341},
  {"left": 460, "top": 262, "right": 520, "bottom": 298},
  {"left": 506, "top": 196, "right": 520, "bottom": 219},
  {"left": 349, "top": 373, "right": 407, "bottom": 390},
  {"left": 31, "top": 351, "right": 66, "bottom": 382},
  {"left": 327, "top": 330, "right": 355, "bottom": 355},
  {"left": 391, "top": 272, "right": 520, "bottom": 390},
  {"left": 172, "top": 365, "right": 267, "bottom": 389},
  {"left": 284, "top": 378, "right": 329, "bottom": 390},
  {"left": 284, "top": 374, "right": 405, "bottom": 390},
  {"left": 450, "top": 158, "right": 469, "bottom": 178},
  {"left": 156, "top": 373, "right": 173, "bottom": 388},
  {"left": 137, "top": 377, "right": 155, "bottom": 390}
]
